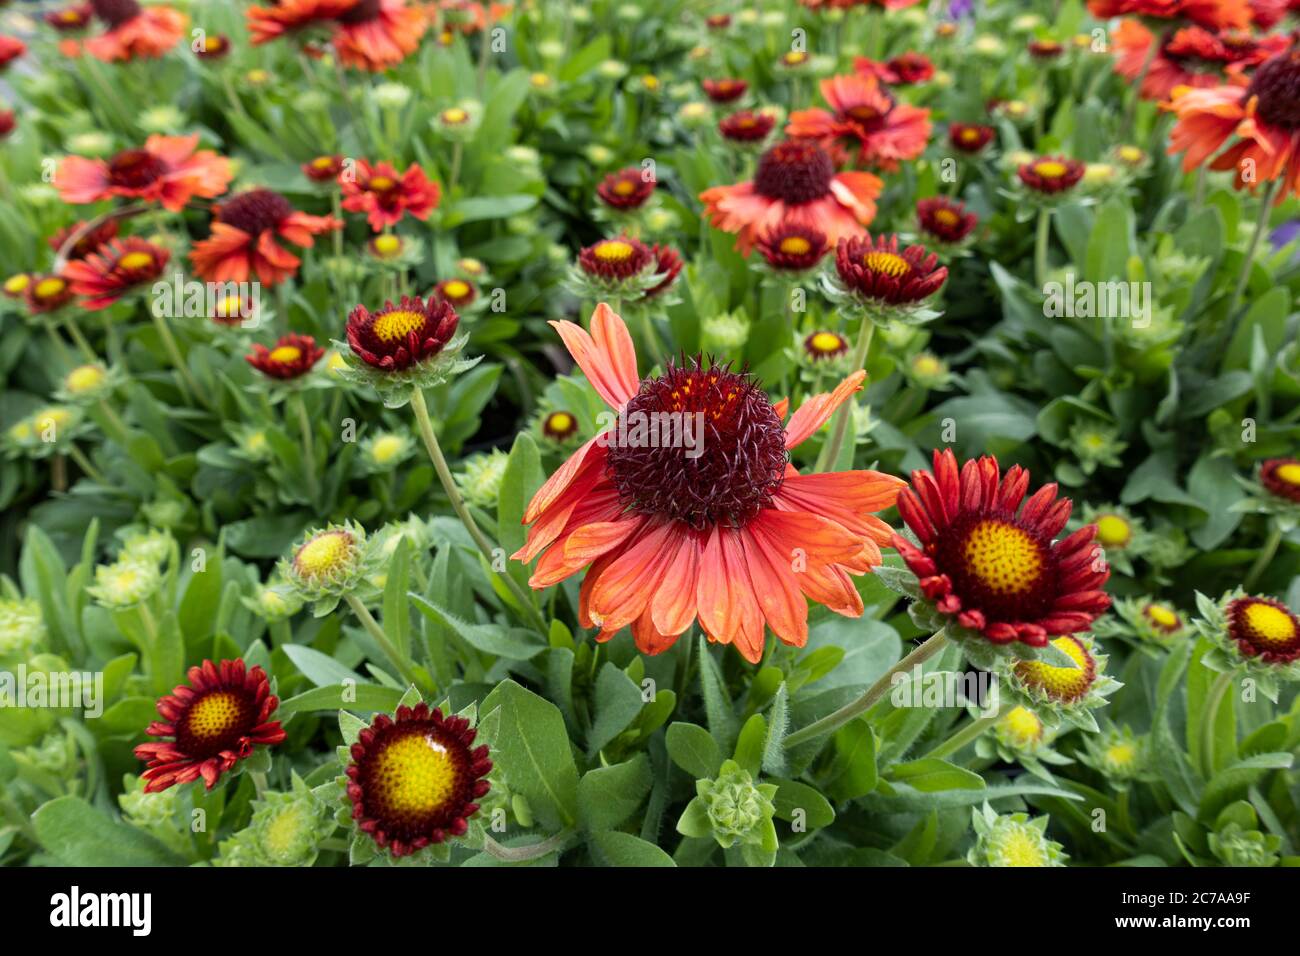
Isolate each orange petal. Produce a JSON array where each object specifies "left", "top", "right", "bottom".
[{"left": 783, "top": 369, "right": 866, "bottom": 449}]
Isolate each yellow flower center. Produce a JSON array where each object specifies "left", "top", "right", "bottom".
[
  {"left": 1015, "top": 636, "right": 1095, "bottom": 702},
  {"left": 862, "top": 251, "right": 911, "bottom": 278},
  {"left": 459, "top": 258, "right": 483, "bottom": 275},
  {"left": 269, "top": 345, "right": 302, "bottom": 364},
  {"left": 262, "top": 803, "right": 309, "bottom": 861},
  {"left": 246, "top": 69, "right": 269, "bottom": 84},
  {"left": 294, "top": 530, "right": 354, "bottom": 579},
  {"left": 442, "top": 280, "right": 470, "bottom": 298},
  {"left": 35, "top": 277, "right": 66, "bottom": 298},
  {"left": 1242, "top": 601, "right": 1298, "bottom": 647},
  {"left": 1000, "top": 705, "right": 1043, "bottom": 746},
  {"left": 312, "top": 156, "right": 335, "bottom": 169},
  {"left": 960, "top": 128, "right": 980, "bottom": 143},
  {"left": 1275, "top": 462, "right": 1300, "bottom": 485},
  {"left": 913, "top": 354, "right": 943, "bottom": 376},
  {"left": 1145, "top": 603, "right": 1178, "bottom": 630},
  {"left": 643, "top": 75, "right": 660, "bottom": 90},
  {"left": 371, "top": 731, "right": 458, "bottom": 816},
  {"left": 244, "top": 430, "right": 267, "bottom": 453},
  {"left": 1105, "top": 742, "right": 1136, "bottom": 767},
  {"left": 441, "top": 107, "right": 468, "bottom": 125},
  {"left": 1001, "top": 829, "right": 1049, "bottom": 866},
  {"left": 207, "top": 36, "right": 224, "bottom": 51},
  {"left": 186, "top": 691, "right": 244, "bottom": 741},
  {"left": 809, "top": 332, "right": 844, "bottom": 354},
  {"left": 36, "top": 408, "right": 73, "bottom": 432},
  {"left": 371, "top": 434, "right": 405, "bottom": 463},
  {"left": 1033, "top": 160, "right": 1067, "bottom": 178},
  {"left": 779, "top": 236, "right": 812, "bottom": 256},
  {"left": 1118, "top": 146, "right": 1143, "bottom": 164},
  {"left": 66, "top": 365, "right": 105, "bottom": 393},
  {"left": 368, "top": 176, "right": 395, "bottom": 191},
  {"left": 594, "top": 240, "right": 635, "bottom": 262},
  {"left": 117, "top": 251, "right": 154, "bottom": 270},
  {"left": 963, "top": 519, "right": 1045, "bottom": 595},
  {"left": 5, "top": 274, "right": 30, "bottom": 294},
  {"left": 530, "top": 72, "right": 551, "bottom": 87},
  {"left": 371, "top": 309, "right": 426, "bottom": 343},
  {"left": 613, "top": 179, "right": 637, "bottom": 196},
  {"left": 373, "top": 234, "right": 401, "bottom": 256},
  {"left": 784, "top": 51, "right": 808, "bottom": 65},
  {"left": 546, "top": 411, "right": 574, "bottom": 433},
  {"left": 1095, "top": 514, "right": 1131, "bottom": 547}
]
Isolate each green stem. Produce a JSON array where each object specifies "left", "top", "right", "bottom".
[
  {"left": 292, "top": 392, "right": 320, "bottom": 504},
  {"left": 96, "top": 399, "right": 129, "bottom": 446},
  {"left": 150, "top": 311, "right": 203, "bottom": 404},
  {"left": 344, "top": 593, "right": 422, "bottom": 690},
  {"left": 1034, "top": 207, "right": 1052, "bottom": 289},
  {"left": 448, "top": 140, "right": 463, "bottom": 197},
  {"left": 783, "top": 630, "right": 949, "bottom": 750},
  {"left": 483, "top": 827, "right": 575, "bottom": 862},
  {"left": 409, "top": 387, "right": 549, "bottom": 633},
  {"left": 815, "top": 312, "right": 874, "bottom": 472},
  {"left": 1226, "top": 177, "right": 1280, "bottom": 320},
  {"left": 1201, "top": 670, "right": 1233, "bottom": 779},
  {"left": 62, "top": 315, "right": 96, "bottom": 361},
  {"left": 639, "top": 309, "right": 667, "bottom": 367},
  {"left": 1244, "top": 525, "right": 1283, "bottom": 593},
  {"left": 923, "top": 710, "right": 999, "bottom": 761},
  {"left": 65, "top": 444, "right": 105, "bottom": 484}
]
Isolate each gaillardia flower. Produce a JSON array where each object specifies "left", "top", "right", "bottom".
[
  {"left": 968, "top": 804, "right": 1067, "bottom": 867},
  {"left": 24, "top": 275, "right": 75, "bottom": 314},
  {"left": 190, "top": 188, "right": 340, "bottom": 285},
  {"left": 891, "top": 448, "right": 1111, "bottom": 649},
  {"left": 786, "top": 72, "right": 931, "bottom": 171},
  {"left": 700, "top": 139, "right": 882, "bottom": 254},
  {"left": 827, "top": 233, "right": 948, "bottom": 322},
  {"left": 49, "top": 218, "right": 118, "bottom": 260},
  {"left": 433, "top": 277, "right": 477, "bottom": 309},
  {"left": 1113, "top": 20, "right": 1287, "bottom": 100},
  {"left": 916, "top": 197, "right": 978, "bottom": 246},
  {"left": 303, "top": 154, "right": 344, "bottom": 181},
  {"left": 1017, "top": 155, "right": 1087, "bottom": 195},
  {"left": 135, "top": 659, "right": 286, "bottom": 792},
  {"left": 948, "top": 122, "right": 996, "bottom": 155},
  {"left": 719, "top": 110, "right": 777, "bottom": 144},
  {"left": 512, "top": 304, "right": 905, "bottom": 663},
  {"left": 84, "top": 0, "right": 187, "bottom": 62},
  {"left": 331, "top": 0, "right": 428, "bottom": 72},
  {"left": 756, "top": 223, "right": 830, "bottom": 272},
  {"left": 596, "top": 167, "right": 656, "bottom": 210},
  {"left": 63, "top": 237, "right": 169, "bottom": 309},
  {"left": 1004, "top": 634, "right": 1120, "bottom": 729},
  {"left": 542, "top": 409, "right": 580, "bottom": 443},
  {"left": 340, "top": 159, "right": 439, "bottom": 231},
  {"left": 56, "top": 135, "right": 233, "bottom": 211},
  {"left": 1259, "top": 457, "right": 1300, "bottom": 503},
  {"left": 803, "top": 331, "right": 850, "bottom": 362},
  {"left": 702, "top": 78, "right": 748, "bottom": 102},
  {"left": 1086, "top": 0, "right": 1252, "bottom": 31},
  {"left": 338, "top": 295, "right": 476, "bottom": 404},
  {"left": 0, "top": 36, "right": 26, "bottom": 71},
  {"left": 344, "top": 702, "right": 492, "bottom": 858},
  {"left": 246, "top": 333, "right": 326, "bottom": 381},
  {"left": 1193, "top": 589, "right": 1300, "bottom": 694},
  {"left": 855, "top": 51, "right": 935, "bottom": 86},
  {"left": 571, "top": 235, "right": 673, "bottom": 299},
  {"left": 281, "top": 521, "right": 378, "bottom": 613}
]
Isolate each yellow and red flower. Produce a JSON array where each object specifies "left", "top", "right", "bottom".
[
  {"left": 56, "top": 135, "right": 232, "bottom": 211},
  {"left": 1018, "top": 155, "right": 1087, "bottom": 194},
  {"left": 512, "top": 303, "right": 905, "bottom": 663},
  {"left": 246, "top": 333, "right": 326, "bottom": 380},
  {"left": 596, "top": 167, "right": 656, "bottom": 210},
  {"left": 700, "top": 139, "right": 882, "bottom": 254},
  {"left": 892, "top": 448, "right": 1112, "bottom": 647},
  {"left": 340, "top": 159, "right": 439, "bottom": 231},
  {"left": 331, "top": 0, "right": 427, "bottom": 72},
  {"left": 949, "top": 122, "right": 996, "bottom": 155},
  {"left": 1014, "top": 636, "right": 1099, "bottom": 702},
  {"left": 303, "top": 154, "right": 345, "bottom": 182},
  {"left": 433, "top": 277, "right": 477, "bottom": 308},
  {"left": 643, "top": 243, "right": 683, "bottom": 299},
  {"left": 756, "top": 222, "right": 830, "bottom": 271},
  {"left": 854, "top": 51, "right": 935, "bottom": 86},
  {"left": 804, "top": 330, "right": 850, "bottom": 361},
  {"left": 702, "top": 78, "right": 748, "bottom": 103},
  {"left": 194, "top": 33, "right": 231, "bottom": 60},
  {"left": 24, "top": 275, "right": 75, "bottom": 313},
  {"left": 1087, "top": 0, "right": 1252, "bottom": 30},
  {"left": 719, "top": 110, "right": 777, "bottom": 143},
  {"left": 787, "top": 72, "right": 931, "bottom": 171},
  {"left": 345, "top": 702, "right": 491, "bottom": 857},
  {"left": 45, "top": 6, "right": 93, "bottom": 31},
  {"left": 345, "top": 295, "right": 459, "bottom": 371},
  {"left": 833, "top": 233, "right": 948, "bottom": 305},
  {"left": 49, "top": 219, "right": 119, "bottom": 261},
  {"left": 1113, "top": 20, "right": 1286, "bottom": 99},
  {"left": 246, "top": 0, "right": 358, "bottom": 45},
  {"left": 1168, "top": 47, "right": 1300, "bottom": 199},
  {"left": 84, "top": 0, "right": 186, "bottom": 62},
  {"left": 1028, "top": 39, "right": 1067, "bottom": 60},
  {"left": 190, "top": 188, "right": 341, "bottom": 286},
  {"left": 917, "top": 196, "right": 979, "bottom": 245},
  {"left": 63, "top": 237, "right": 169, "bottom": 309},
  {"left": 134, "top": 659, "right": 286, "bottom": 793},
  {"left": 1226, "top": 595, "right": 1300, "bottom": 663},
  {"left": 542, "top": 409, "right": 580, "bottom": 442},
  {"left": 1260, "top": 457, "right": 1300, "bottom": 501},
  {"left": 0, "top": 35, "right": 27, "bottom": 70}
]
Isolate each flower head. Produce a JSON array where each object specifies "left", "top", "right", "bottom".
[
  {"left": 0, "top": 598, "right": 46, "bottom": 659},
  {"left": 134, "top": 659, "right": 286, "bottom": 792},
  {"left": 432, "top": 277, "right": 477, "bottom": 309},
  {"left": 83, "top": 0, "right": 187, "bottom": 62},
  {"left": 24, "top": 275, "right": 76, "bottom": 313},
  {"left": 87, "top": 557, "right": 161, "bottom": 609},
  {"left": 700, "top": 139, "right": 882, "bottom": 254},
  {"left": 331, "top": 0, "right": 427, "bottom": 71},
  {"left": 541, "top": 410, "right": 580, "bottom": 443},
  {"left": 1194, "top": 589, "right": 1300, "bottom": 695},
  {"left": 755, "top": 222, "right": 830, "bottom": 272},
  {"left": 512, "top": 304, "right": 904, "bottom": 662},
  {"left": 916, "top": 196, "right": 978, "bottom": 246},
  {"left": 281, "top": 521, "right": 377, "bottom": 613},
  {"left": 303, "top": 154, "right": 344, "bottom": 182},
  {"left": 702, "top": 78, "right": 748, "bottom": 103},
  {"left": 968, "top": 804, "right": 1067, "bottom": 867},
  {"left": 340, "top": 159, "right": 439, "bottom": 232},
  {"left": 596, "top": 167, "right": 656, "bottom": 210},
  {"left": 828, "top": 233, "right": 948, "bottom": 321},
  {"left": 344, "top": 295, "right": 459, "bottom": 373},
  {"left": 1017, "top": 155, "right": 1087, "bottom": 195},
  {"left": 49, "top": 218, "right": 119, "bottom": 260},
  {"left": 63, "top": 237, "right": 168, "bottom": 309},
  {"left": 786, "top": 72, "right": 931, "bottom": 171},
  {"left": 856, "top": 51, "right": 935, "bottom": 85},
  {"left": 1260, "top": 457, "right": 1300, "bottom": 502},
  {"left": 1004, "top": 634, "right": 1120, "bottom": 729},
  {"left": 56, "top": 135, "right": 232, "bottom": 211},
  {"left": 246, "top": 333, "right": 325, "bottom": 381},
  {"left": 719, "top": 110, "right": 777, "bottom": 144},
  {"left": 345, "top": 702, "right": 491, "bottom": 858},
  {"left": 948, "top": 122, "right": 996, "bottom": 155},
  {"left": 190, "top": 188, "right": 340, "bottom": 285}
]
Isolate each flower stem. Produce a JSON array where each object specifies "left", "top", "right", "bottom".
[
  {"left": 344, "top": 593, "right": 422, "bottom": 690},
  {"left": 483, "top": 827, "right": 575, "bottom": 863},
  {"left": 66, "top": 443, "right": 105, "bottom": 485},
  {"left": 1226, "top": 176, "right": 1280, "bottom": 320},
  {"left": 409, "top": 387, "right": 549, "bottom": 633},
  {"left": 783, "top": 629, "right": 949, "bottom": 750},
  {"left": 923, "top": 710, "right": 999, "bottom": 761},
  {"left": 815, "top": 312, "right": 874, "bottom": 473},
  {"left": 1200, "top": 670, "right": 1234, "bottom": 779},
  {"left": 292, "top": 391, "right": 320, "bottom": 505},
  {"left": 1034, "top": 206, "right": 1052, "bottom": 289},
  {"left": 150, "top": 311, "right": 203, "bottom": 405},
  {"left": 1244, "top": 524, "right": 1283, "bottom": 593}
]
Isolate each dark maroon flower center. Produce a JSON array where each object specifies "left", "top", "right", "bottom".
[
  {"left": 174, "top": 688, "right": 257, "bottom": 759},
  {"left": 218, "top": 189, "right": 293, "bottom": 236},
  {"left": 337, "top": 0, "right": 383, "bottom": 24},
  {"left": 91, "top": 0, "right": 142, "bottom": 27},
  {"left": 1247, "top": 49, "right": 1300, "bottom": 130},
  {"left": 753, "top": 141, "right": 835, "bottom": 204},
  {"left": 605, "top": 359, "right": 788, "bottom": 529},
  {"left": 107, "top": 149, "right": 166, "bottom": 189}
]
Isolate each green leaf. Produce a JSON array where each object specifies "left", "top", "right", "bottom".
[
  {"left": 761, "top": 682, "right": 790, "bottom": 776},
  {"left": 33, "top": 796, "right": 184, "bottom": 866},
  {"left": 587, "top": 663, "right": 644, "bottom": 756},
  {"left": 665, "top": 722, "right": 722, "bottom": 779},
  {"left": 771, "top": 778, "right": 835, "bottom": 829},
  {"left": 382, "top": 537, "right": 412, "bottom": 658},
  {"left": 578, "top": 754, "right": 652, "bottom": 832},
  {"left": 827, "top": 720, "right": 878, "bottom": 801},
  {"left": 480, "top": 679, "right": 580, "bottom": 830},
  {"left": 590, "top": 830, "right": 676, "bottom": 867},
  {"left": 283, "top": 644, "right": 365, "bottom": 688},
  {"left": 277, "top": 683, "right": 405, "bottom": 717},
  {"left": 697, "top": 635, "right": 738, "bottom": 750},
  {"left": 410, "top": 593, "right": 545, "bottom": 660},
  {"left": 734, "top": 714, "right": 767, "bottom": 775},
  {"left": 887, "top": 757, "right": 985, "bottom": 792}
]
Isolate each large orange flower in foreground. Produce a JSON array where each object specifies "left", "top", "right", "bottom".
[
  {"left": 892, "top": 449, "right": 1111, "bottom": 648},
  {"left": 1167, "top": 47, "right": 1300, "bottom": 199},
  {"left": 513, "top": 304, "right": 905, "bottom": 663},
  {"left": 84, "top": 0, "right": 187, "bottom": 62},
  {"left": 700, "top": 139, "right": 882, "bottom": 254},
  {"left": 190, "top": 188, "right": 341, "bottom": 285},
  {"left": 56, "top": 135, "right": 232, "bottom": 211},
  {"left": 787, "top": 73, "right": 931, "bottom": 171}
]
